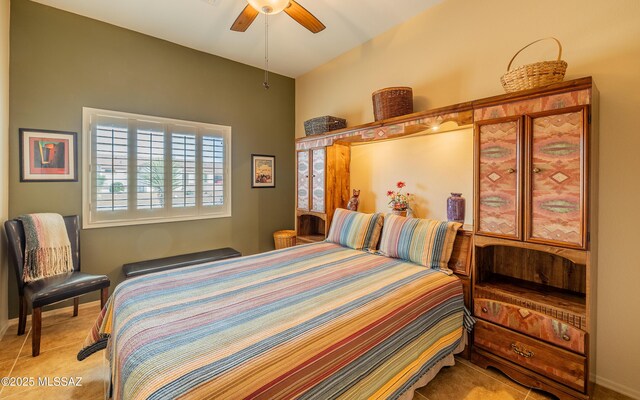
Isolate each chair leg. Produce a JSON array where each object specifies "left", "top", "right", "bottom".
[
  {"left": 32, "top": 307, "right": 42, "bottom": 357},
  {"left": 100, "top": 287, "right": 109, "bottom": 309},
  {"left": 73, "top": 297, "right": 79, "bottom": 317},
  {"left": 18, "top": 296, "right": 27, "bottom": 336}
]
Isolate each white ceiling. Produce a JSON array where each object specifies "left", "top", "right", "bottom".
[{"left": 29, "top": 0, "right": 442, "bottom": 77}]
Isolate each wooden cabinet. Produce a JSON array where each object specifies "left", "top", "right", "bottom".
[
  {"left": 295, "top": 144, "right": 350, "bottom": 243},
  {"left": 472, "top": 79, "right": 598, "bottom": 400},
  {"left": 475, "top": 107, "right": 588, "bottom": 250}
]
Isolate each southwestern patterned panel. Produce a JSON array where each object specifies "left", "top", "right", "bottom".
[
  {"left": 529, "top": 110, "right": 585, "bottom": 247},
  {"left": 477, "top": 119, "right": 520, "bottom": 238},
  {"left": 79, "top": 242, "right": 469, "bottom": 400},
  {"left": 474, "top": 298, "right": 585, "bottom": 354},
  {"left": 297, "top": 151, "right": 309, "bottom": 210},
  {"left": 474, "top": 89, "right": 591, "bottom": 122},
  {"left": 311, "top": 148, "right": 326, "bottom": 212}
]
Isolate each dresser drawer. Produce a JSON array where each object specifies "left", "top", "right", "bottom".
[
  {"left": 474, "top": 298, "right": 586, "bottom": 354},
  {"left": 474, "top": 320, "right": 586, "bottom": 392}
]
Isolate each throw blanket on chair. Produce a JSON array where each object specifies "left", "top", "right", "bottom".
[{"left": 17, "top": 213, "right": 73, "bottom": 282}]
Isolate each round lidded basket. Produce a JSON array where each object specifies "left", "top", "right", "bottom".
[
  {"left": 500, "top": 37, "right": 568, "bottom": 93},
  {"left": 273, "top": 230, "right": 296, "bottom": 249},
  {"left": 372, "top": 87, "right": 413, "bottom": 121}
]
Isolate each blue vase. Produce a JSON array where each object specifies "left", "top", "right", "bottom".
[{"left": 447, "top": 193, "right": 465, "bottom": 224}]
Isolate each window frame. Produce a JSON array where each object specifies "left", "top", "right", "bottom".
[{"left": 82, "top": 107, "right": 232, "bottom": 229}]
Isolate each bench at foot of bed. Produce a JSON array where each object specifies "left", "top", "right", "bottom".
[{"left": 122, "top": 247, "right": 241, "bottom": 279}]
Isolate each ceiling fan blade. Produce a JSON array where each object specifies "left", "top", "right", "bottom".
[
  {"left": 230, "top": 5, "right": 259, "bottom": 32},
  {"left": 284, "top": 0, "right": 325, "bottom": 33}
]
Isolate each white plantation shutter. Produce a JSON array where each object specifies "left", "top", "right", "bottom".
[
  {"left": 202, "top": 135, "right": 225, "bottom": 207},
  {"left": 91, "top": 115, "right": 129, "bottom": 219},
  {"left": 136, "top": 121, "right": 166, "bottom": 211},
  {"left": 171, "top": 128, "right": 197, "bottom": 209},
  {"left": 83, "top": 108, "right": 231, "bottom": 229}
]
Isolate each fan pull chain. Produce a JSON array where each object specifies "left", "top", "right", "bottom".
[{"left": 263, "top": 13, "right": 270, "bottom": 90}]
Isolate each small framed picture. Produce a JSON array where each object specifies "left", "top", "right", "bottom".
[
  {"left": 251, "top": 154, "right": 275, "bottom": 188},
  {"left": 19, "top": 128, "right": 78, "bottom": 182}
]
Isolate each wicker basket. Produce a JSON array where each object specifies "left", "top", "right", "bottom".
[
  {"left": 500, "top": 37, "right": 568, "bottom": 93},
  {"left": 304, "top": 116, "right": 347, "bottom": 136},
  {"left": 273, "top": 230, "right": 296, "bottom": 249},
  {"left": 372, "top": 87, "right": 413, "bottom": 121}
]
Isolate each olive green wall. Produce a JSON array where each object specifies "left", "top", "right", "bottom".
[
  {"left": 0, "top": 0, "right": 10, "bottom": 335},
  {"left": 8, "top": 0, "right": 295, "bottom": 318}
]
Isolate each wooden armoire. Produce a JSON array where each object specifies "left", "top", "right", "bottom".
[{"left": 471, "top": 77, "right": 598, "bottom": 400}]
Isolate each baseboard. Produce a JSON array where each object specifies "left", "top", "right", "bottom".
[
  {"left": 0, "top": 320, "right": 8, "bottom": 340},
  {"left": 596, "top": 375, "right": 640, "bottom": 400}
]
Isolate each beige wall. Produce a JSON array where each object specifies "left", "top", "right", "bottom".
[
  {"left": 9, "top": 0, "right": 295, "bottom": 318},
  {"left": 350, "top": 127, "right": 473, "bottom": 223},
  {"left": 296, "top": 0, "right": 640, "bottom": 397},
  {"left": 0, "top": 0, "right": 9, "bottom": 337}
]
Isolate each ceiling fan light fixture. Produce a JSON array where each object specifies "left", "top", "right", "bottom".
[{"left": 247, "top": 0, "right": 289, "bottom": 15}]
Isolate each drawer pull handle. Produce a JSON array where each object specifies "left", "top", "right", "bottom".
[
  {"left": 533, "top": 167, "right": 541, "bottom": 173},
  {"left": 481, "top": 307, "right": 488, "bottom": 313},
  {"left": 511, "top": 343, "right": 534, "bottom": 358},
  {"left": 507, "top": 168, "right": 516, "bottom": 174},
  {"left": 562, "top": 334, "right": 571, "bottom": 341}
]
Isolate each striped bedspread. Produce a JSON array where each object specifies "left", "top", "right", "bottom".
[{"left": 79, "top": 242, "right": 469, "bottom": 399}]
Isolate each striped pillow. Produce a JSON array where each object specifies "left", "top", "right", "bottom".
[
  {"left": 326, "top": 209, "right": 384, "bottom": 251},
  {"left": 379, "top": 214, "right": 461, "bottom": 269}
]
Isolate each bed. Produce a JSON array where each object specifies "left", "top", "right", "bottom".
[{"left": 79, "top": 236, "right": 473, "bottom": 399}]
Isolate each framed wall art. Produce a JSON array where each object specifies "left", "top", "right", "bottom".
[
  {"left": 251, "top": 154, "right": 275, "bottom": 188},
  {"left": 19, "top": 128, "right": 78, "bottom": 182}
]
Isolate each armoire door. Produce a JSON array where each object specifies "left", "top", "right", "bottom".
[
  {"left": 297, "top": 150, "right": 310, "bottom": 211},
  {"left": 475, "top": 116, "right": 523, "bottom": 239},
  {"left": 311, "top": 148, "right": 326, "bottom": 213},
  {"left": 526, "top": 106, "right": 588, "bottom": 249}
]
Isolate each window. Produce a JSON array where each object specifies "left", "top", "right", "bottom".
[{"left": 82, "top": 108, "right": 231, "bottom": 228}]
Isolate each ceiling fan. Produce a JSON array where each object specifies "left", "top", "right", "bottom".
[{"left": 231, "top": 0, "right": 325, "bottom": 33}]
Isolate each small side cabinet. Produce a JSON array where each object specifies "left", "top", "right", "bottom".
[{"left": 296, "top": 143, "right": 350, "bottom": 243}]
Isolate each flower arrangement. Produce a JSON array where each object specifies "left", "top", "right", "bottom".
[{"left": 387, "top": 181, "right": 413, "bottom": 212}]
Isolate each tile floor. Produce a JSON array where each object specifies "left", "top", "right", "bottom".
[{"left": 0, "top": 302, "right": 633, "bottom": 400}]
